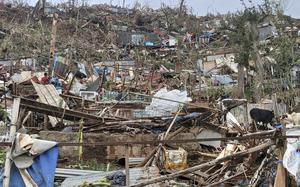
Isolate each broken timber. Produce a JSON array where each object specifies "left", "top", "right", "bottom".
[
  {"left": 19, "top": 97, "right": 112, "bottom": 121},
  {"left": 130, "top": 141, "right": 274, "bottom": 187},
  {"left": 32, "top": 81, "right": 69, "bottom": 127},
  {"left": 3, "top": 98, "right": 20, "bottom": 187}
]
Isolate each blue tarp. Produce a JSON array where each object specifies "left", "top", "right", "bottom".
[
  {"left": 200, "top": 31, "right": 215, "bottom": 39},
  {"left": 0, "top": 146, "right": 58, "bottom": 187}
]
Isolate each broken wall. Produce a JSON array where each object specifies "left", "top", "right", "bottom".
[{"left": 39, "top": 131, "right": 201, "bottom": 163}]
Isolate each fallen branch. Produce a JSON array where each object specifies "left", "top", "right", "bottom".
[
  {"left": 131, "top": 141, "right": 274, "bottom": 187},
  {"left": 204, "top": 169, "right": 249, "bottom": 187},
  {"left": 249, "top": 147, "right": 274, "bottom": 186}
]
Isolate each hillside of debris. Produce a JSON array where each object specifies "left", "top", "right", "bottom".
[{"left": 1, "top": 1, "right": 300, "bottom": 187}]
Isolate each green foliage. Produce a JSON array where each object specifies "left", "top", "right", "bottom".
[
  {"left": 206, "top": 86, "right": 233, "bottom": 100},
  {"left": 78, "top": 177, "right": 111, "bottom": 187},
  {"left": 221, "top": 7, "right": 265, "bottom": 67},
  {"left": 245, "top": 86, "right": 254, "bottom": 102},
  {"left": 0, "top": 106, "right": 8, "bottom": 123},
  {"left": 0, "top": 148, "right": 6, "bottom": 166},
  {"left": 271, "top": 35, "right": 299, "bottom": 78},
  {"left": 162, "top": 62, "right": 175, "bottom": 69}
]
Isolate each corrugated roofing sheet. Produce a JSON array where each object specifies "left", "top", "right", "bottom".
[{"left": 61, "top": 166, "right": 160, "bottom": 187}]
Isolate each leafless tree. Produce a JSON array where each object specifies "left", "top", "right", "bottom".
[{"left": 178, "top": 0, "right": 185, "bottom": 18}]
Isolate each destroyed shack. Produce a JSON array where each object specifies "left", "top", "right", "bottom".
[{"left": 1, "top": 2, "right": 300, "bottom": 187}]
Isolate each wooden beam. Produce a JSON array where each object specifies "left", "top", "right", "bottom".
[
  {"left": 48, "top": 13, "right": 58, "bottom": 75},
  {"left": 19, "top": 97, "right": 111, "bottom": 121},
  {"left": 60, "top": 94, "right": 148, "bottom": 109},
  {"left": 204, "top": 170, "right": 249, "bottom": 187},
  {"left": 125, "top": 144, "right": 130, "bottom": 187},
  {"left": 274, "top": 147, "right": 286, "bottom": 187}
]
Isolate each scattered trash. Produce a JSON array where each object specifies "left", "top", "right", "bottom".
[{"left": 0, "top": 2, "right": 298, "bottom": 187}]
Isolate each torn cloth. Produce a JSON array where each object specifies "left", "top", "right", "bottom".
[
  {"left": 0, "top": 133, "right": 58, "bottom": 187},
  {"left": 0, "top": 146, "right": 58, "bottom": 187}
]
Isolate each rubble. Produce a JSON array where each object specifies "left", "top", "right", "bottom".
[{"left": 0, "top": 1, "right": 300, "bottom": 187}]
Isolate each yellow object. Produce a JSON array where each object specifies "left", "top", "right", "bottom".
[
  {"left": 78, "top": 119, "right": 84, "bottom": 161},
  {"left": 163, "top": 147, "right": 188, "bottom": 170},
  {"left": 78, "top": 177, "right": 111, "bottom": 187}
]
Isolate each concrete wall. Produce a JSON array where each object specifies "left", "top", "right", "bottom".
[{"left": 230, "top": 105, "right": 248, "bottom": 124}]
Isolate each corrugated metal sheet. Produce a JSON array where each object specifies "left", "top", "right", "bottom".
[
  {"left": 132, "top": 34, "right": 145, "bottom": 45},
  {"left": 60, "top": 166, "right": 160, "bottom": 187},
  {"left": 54, "top": 61, "right": 70, "bottom": 79}
]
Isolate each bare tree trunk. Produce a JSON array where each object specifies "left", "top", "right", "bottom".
[
  {"left": 250, "top": 22, "right": 264, "bottom": 102},
  {"left": 179, "top": 0, "right": 185, "bottom": 18},
  {"left": 41, "top": 0, "right": 45, "bottom": 13},
  {"left": 237, "top": 64, "right": 245, "bottom": 98}
]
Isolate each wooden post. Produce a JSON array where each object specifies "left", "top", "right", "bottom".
[
  {"left": 274, "top": 127, "right": 287, "bottom": 187},
  {"left": 125, "top": 144, "right": 130, "bottom": 187},
  {"left": 272, "top": 93, "right": 278, "bottom": 116},
  {"left": 274, "top": 147, "right": 286, "bottom": 187},
  {"left": 48, "top": 13, "right": 58, "bottom": 76},
  {"left": 147, "top": 68, "right": 154, "bottom": 93},
  {"left": 43, "top": 114, "right": 48, "bottom": 130},
  {"left": 66, "top": 74, "right": 75, "bottom": 94},
  {"left": 3, "top": 98, "right": 20, "bottom": 187},
  {"left": 78, "top": 119, "right": 84, "bottom": 162}
]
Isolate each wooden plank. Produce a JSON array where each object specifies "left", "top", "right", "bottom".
[
  {"left": 47, "top": 85, "right": 65, "bottom": 107},
  {"left": 274, "top": 147, "right": 286, "bottom": 187},
  {"left": 19, "top": 97, "right": 105, "bottom": 121},
  {"left": 204, "top": 170, "right": 248, "bottom": 187},
  {"left": 125, "top": 144, "right": 130, "bottom": 187},
  {"left": 3, "top": 98, "right": 20, "bottom": 187},
  {"left": 32, "top": 81, "right": 68, "bottom": 127},
  {"left": 32, "top": 81, "right": 59, "bottom": 126},
  {"left": 11, "top": 98, "right": 20, "bottom": 125}
]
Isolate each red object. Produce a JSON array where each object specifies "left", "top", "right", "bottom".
[{"left": 41, "top": 76, "right": 50, "bottom": 84}]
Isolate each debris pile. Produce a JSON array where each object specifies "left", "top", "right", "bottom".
[{"left": 0, "top": 1, "right": 300, "bottom": 187}]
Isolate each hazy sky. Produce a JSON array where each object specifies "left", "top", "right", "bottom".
[{"left": 27, "top": 0, "right": 300, "bottom": 18}]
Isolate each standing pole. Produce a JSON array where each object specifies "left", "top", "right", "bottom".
[
  {"left": 274, "top": 127, "right": 287, "bottom": 187},
  {"left": 125, "top": 144, "right": 130, "bottom": 187},
  {"left": 48, "top": 13, "right": 58, "bottom": 76},
  {"left": 3, "top": 98, "right": 20, "bottom": 187}
]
